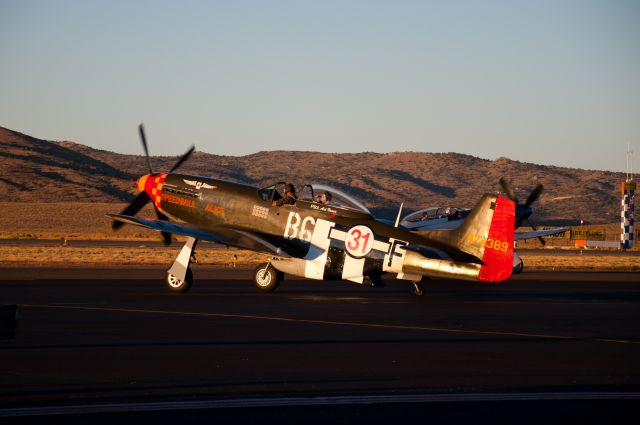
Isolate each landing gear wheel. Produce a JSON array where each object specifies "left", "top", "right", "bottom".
[
  {"left": 410, "top": 280, "right": 424, "bottom": 298},
  {"left": 165, "top": 268, "right": 193, "bottom": 293},
  {"left": 513, "top": 260, "right": 524, "bottom": 274},
  {"left": 254, "top": 263, "right": 281, "bottom": 293}
]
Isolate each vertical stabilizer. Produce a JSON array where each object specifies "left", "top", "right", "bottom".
[{"left": 413, "top": 194, "right": 515, "bottom": 282}]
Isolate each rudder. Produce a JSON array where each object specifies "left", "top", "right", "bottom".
[{"left": 476, "top": 196, "right": 515, "bottom": 282}]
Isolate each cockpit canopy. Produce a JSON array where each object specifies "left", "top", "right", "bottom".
[
  {"left": 257, "top": 182, "right": 371, "bottom": 216},
  {"left": 401, "top": 206, "right": 470, "bottom": 224},
  {"left": 257, "top": 182, "right": 287, "bottom": 204},
  {"left": 299, "top": 183, "right": 371, "bottom": 214}
]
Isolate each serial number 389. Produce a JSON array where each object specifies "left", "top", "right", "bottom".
[
  {"left": 465, "top": 233, "right": 510, "bottom": 253},
  {"left": 486, "top": 238, "right": 509, "bottom": 253}
]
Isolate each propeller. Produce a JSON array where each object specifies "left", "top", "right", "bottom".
[
  {"left": 112, "top": 124, "right": 194, "bottom": 245},
  {"left": 155, "top": 209, "right": 173, "bottom": 245},
  {"left": 499, "top": 178, "right": 546, "bottom": 246},
  {"left": 526, "top": 217, "right": 546, "bottom": 246},
  {"left": 525, "top": 183, "right": 543, "bottom": 207},
  {"left": 170, "top": 145, "right": 195, "bottom": 173},
  {"left": 499, "top": 177, "right": 518, "bottom": 203},
  {"left": 139, "top": 124, "right": 154, "bottom": 174},
  {"left": 111, "top": 192, "right": 150, "bottom": 230}
]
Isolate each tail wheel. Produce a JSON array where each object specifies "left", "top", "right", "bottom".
[
  {"left": 410, "top": 280, "right": 424, "bottom": 298},
  {"left": 254, "top": 263, "right": 281, "bottom": 293},
  {"left": 166, "top": 268, "right": 193, "bottom": 293}
]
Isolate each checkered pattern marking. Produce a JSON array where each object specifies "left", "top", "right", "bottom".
[
  {"left": 621, "top": 189, "right": 635, "bottom": 249},
  {"left": 151, "top": 174, "right": 166, "bottom": 210},
  {"left": 138, "top": 173, "right": 167, "bottom": 213}
]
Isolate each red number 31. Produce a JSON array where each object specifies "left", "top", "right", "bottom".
[{"left": 346, "top": 226, "right": 374, "bottom": 258}]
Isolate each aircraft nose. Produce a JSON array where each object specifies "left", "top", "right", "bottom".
[{"left": 136, "top": 174, "right": 151, "bottom": 193}]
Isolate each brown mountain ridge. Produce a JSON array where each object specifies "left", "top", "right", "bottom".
[{"left": 0, "top": 126, "right": 626, "bottom": 224}]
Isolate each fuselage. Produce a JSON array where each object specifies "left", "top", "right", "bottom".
[{"left": 136, "top": 172, "right": 485, "bottom": 283}]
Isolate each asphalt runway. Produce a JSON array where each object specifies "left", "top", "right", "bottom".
[{"left": 1, "top": 267, "right": 639, "bottom": 423}]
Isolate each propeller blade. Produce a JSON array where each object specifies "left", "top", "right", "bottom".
[
  {"left": 156, "top": 209, "right": 169, "bottom": 221},
  {"left": 525, "top": 183, "right": 544, "bottom": 207},
  {"left": 112, "top": 192, "right": 150, "bottom": 230},
  {"left": 169, "top": 145, "right": 195, "bottom": 173},
  {"left": 155, "top": 208, "right": 173, "bottom": 245},
  {"left": 526, "top": 218, "right": 546, "bottom": 246},
  {"left": 499, "top": 178, "right": 518, "bottom": 203},
  {"left": 139, "top": 123, "right": 154, "bottom": 174}
]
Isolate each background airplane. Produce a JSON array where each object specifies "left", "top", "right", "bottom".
[
  {"left": 400, "top": 178, "right": 569, "bottom": 273},
  {"left": 110, "top": 125, "right": 517, "bottom": 297}
]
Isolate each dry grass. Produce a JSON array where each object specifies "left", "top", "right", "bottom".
[
  {"left": 0, "top": 246, "right": 266, "bottom": 267},
  {"left": 3, "top": 203, "right": 632, "bottom": 245},
  {"left": 1, "top": 245, "right": 637, "bottom": 271},
  {"left": 1, "top": 202, "right": 636, "bottom": 270},
  {"left": 0, "top": 202, "right": 160, "bottom": 240},
  {"left": 519, "top": 252, "right": 640, "bottom": 271}
]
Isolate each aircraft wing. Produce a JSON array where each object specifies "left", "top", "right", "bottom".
[
  {"left": 515, "top": 227, "right": 569, "bottom": 241},
  {"left": 107, "top": 214, "right": 291, "bottom": 256}
]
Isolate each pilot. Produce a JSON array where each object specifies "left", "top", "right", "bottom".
[
  {"left": 272, "top": 183, "right": 297, "bottom": 206},
  {"left": 316, "top": 190, "right": 332, "bottom": 205}
]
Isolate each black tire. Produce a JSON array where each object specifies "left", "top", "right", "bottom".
[
  {"left": 367, "top": 274, "right": 385, "bottom": 288},
  {"left": 513, "top": 259, "right": 524, "bottom": 274},
  {"left": 254, "top": 263, "right": 280, "bottom": 293},
  {"left": 165, "top": 268, "right": 193, "bottom": 293}
]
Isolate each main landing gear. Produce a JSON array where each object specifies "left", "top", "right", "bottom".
[
  {"left": 253, "top": 262, "right": 282, "bottom": 293},
  {"left": 166, "top": 237, "right": 198, "bottom": 293},
  {"left": 513, "top": 260, "right": 524, "bottom": 274},
  {"left": 512, "top": 251, "right": 524, "bottom": 274}
]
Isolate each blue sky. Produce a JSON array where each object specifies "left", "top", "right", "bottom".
[{"left": 1, "top": 0, "right": 638, "bottom": 171}]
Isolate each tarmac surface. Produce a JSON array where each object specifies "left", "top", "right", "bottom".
[{"left": 1, "top": 267, "right": 639, "bottom": 423}]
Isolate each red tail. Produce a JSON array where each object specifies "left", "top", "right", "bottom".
[{"left": 478, "top": 196, "right": 515, "bottom": 282}]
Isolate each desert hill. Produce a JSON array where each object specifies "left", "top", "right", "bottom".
[
  {"left": 0, "top": 127, "right": 133, "bottom": 202},
  {"left": 0, "top": 126, "right": 626, "bottom": 224}
]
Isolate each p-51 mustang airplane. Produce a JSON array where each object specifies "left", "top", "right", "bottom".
[
  {"left": 400, "top": 179, "right": 569, "bottom": 273},
  {"left": 110, "top": 125, "right": 517, "bottom": 297}
]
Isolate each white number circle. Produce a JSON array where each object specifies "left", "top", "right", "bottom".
[{"left": 345, "top": 225, "right": 374, "bottom": 258}]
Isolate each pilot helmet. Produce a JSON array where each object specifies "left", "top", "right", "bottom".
[{"left": 285, "top": 183, "right": 296, "bottom": 194}]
